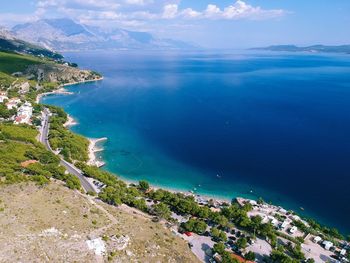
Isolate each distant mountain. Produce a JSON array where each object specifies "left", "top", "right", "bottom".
[
  {"left": 0, "top": 27, "right": 63, "bottom": 59},
  {"left": 12, "top": 18, "right": 196, "bottom": 51},
  {"left": 252, "top": 45, "right": 350, "bottom": 54}
]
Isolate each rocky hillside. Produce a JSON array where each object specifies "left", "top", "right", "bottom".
[
  {"left": 0, "top": 27, "right": 62, "bottom": 59},
  {"left": 0, "top": 182, "right": 199, "bottom": 262},
  {"left": 12, "top": 18, "right": 196, "bottom": 51}
]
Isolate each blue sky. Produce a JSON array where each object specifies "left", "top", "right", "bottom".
[{"left": 1, "top": 0, "right": 349, "bottom": 48}]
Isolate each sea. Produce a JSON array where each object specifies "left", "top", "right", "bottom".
[{"left": 42, "top": 50, "right": 350, "bottom": 233}]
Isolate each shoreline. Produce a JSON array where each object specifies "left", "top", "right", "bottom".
[
  {"left": 87, "top": 137, "right": 108, "bottom": 168},
  {"left": 36, "top": 77, "right": 103, "bottom": 103},
  {"left": 64, "top": 114, "right": 78, "bottom": 127},
  {"left": 38, "top": 76, "right": 347, "bottom": 234}
]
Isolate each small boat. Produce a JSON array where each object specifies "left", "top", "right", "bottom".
[
  {"left": 216, "top": 174, "right": 221, "bottom": 178},
  {"left": 300, "top": 207, "right": 305, "bottom": 211}
]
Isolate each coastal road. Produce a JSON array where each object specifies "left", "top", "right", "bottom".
[{"left": 40, "top": 109, "right": 96, "bottom": 193}]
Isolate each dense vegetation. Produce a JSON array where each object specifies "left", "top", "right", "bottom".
[
  {"left": 0, "top": 124, "right": 80, "bottom": 189},
  {"left": 47, "top": 105, "right": 89, "bottom": 162}
]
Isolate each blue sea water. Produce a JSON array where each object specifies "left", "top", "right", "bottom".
[{"left": 42, "top": 51, "right": 350, "bottom": 233}]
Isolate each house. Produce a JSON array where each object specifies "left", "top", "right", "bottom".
[
  {"left": 322, "top": 241, "right": 333, "bottom": 250},
  {"left": 0, "top": 95, "right": 8, "bottom": 103},
  {"left": 230, "top": 253, "right": 255, "bottom": 263},
  {"left": 340, "top": 249, "right": 346, "bottom": 256},
  {"left": 14, "top": 102, "right": 33, "bottom": 125},
  {"left": 313, "top": 236, "right": 322, "bottom": 243},
  {"left": 289, "top": 226, "right": 297, "bottom": 234},
  {"left": 280, "top": 220, "right": 290, "bottom": 229},
  {"left": 268, "top": 216, "right": 279, "bottom": 226},
  {"left": 278, "top": 207, "right": 287, "bottom": 214},
  {"left": 249, "top": 200, "right": 258, "bottom": 206},
  {"left": 19, "top": 82, "right": 30, "bottom": 94},
  {"left": 6, "top": 98, "right": 21, "bottom": 109}
]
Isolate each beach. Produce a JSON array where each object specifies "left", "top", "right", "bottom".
[
  {"left": 36, "top": 77, "right": 103, "bottom": 103},
  {"left": 64, "top": 114, "right": 78, "bottom": 127},
  {"left": 88, "top": 137, "right": 107, "bottom": 167},
  {"left": 36, "top": 87, "right": 73, "bottom": 103}
]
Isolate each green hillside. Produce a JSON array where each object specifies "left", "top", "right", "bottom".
[{"left": 0, "top": 51, "right": 45, "bottom": 74}]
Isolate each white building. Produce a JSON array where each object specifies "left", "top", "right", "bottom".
[
  {"left": 14, "top": 102, "right": 33, "bottom": 125},
  {"left": 280, "top": 220, "right": 290, "bottom": 229},
  {"left": 289, "top": 226, "right": 298, "bottom": 234},
  {"left": 340, "top": 249, "right": 346, "bottom": 256},
  {"left": 278, "top": 207, "right": 287, "bottom": 214},
  {"left": 268, "top": 216, "right": 279, "bottom": 226},
  {"left": 313, "top": 236, "right": 322, "bottom": 243},
  {"left": 0, "top": 95, "right": 8, "bottom": 103},
  {"left": 322, "top": 241, "right": 333, "bottom": 250}
]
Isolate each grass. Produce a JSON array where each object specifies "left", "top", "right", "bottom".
[{"left": 0, "top": 51, "right": 45, "bottom": 74}]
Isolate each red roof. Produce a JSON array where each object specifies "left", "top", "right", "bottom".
[
  {"left": 184, "top": 232, "right": 192, "bottom": 236},
  {"left": 231, "top": 253, "right": 254, "bottom": 263}
]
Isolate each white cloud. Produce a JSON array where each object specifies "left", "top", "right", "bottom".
[
  {"left": 162, "top": 4, "right": 178, "bottom": 19},
  {"left": 34, "top": 0, "right": 285, "bottom": 22},
  {"left": 15, "top": 0, "right": 285, "bottom": 30},
  {"left": 181, "top": 8, "right": 201, "bottom": 19}
]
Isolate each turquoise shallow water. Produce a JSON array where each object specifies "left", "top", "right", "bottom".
[{"left": 43, "top": 51, "right": 350, "bottom": 233}]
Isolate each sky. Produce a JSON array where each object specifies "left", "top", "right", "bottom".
[{"left": 1, "top": 0, "right": 350, "bottom": 48}]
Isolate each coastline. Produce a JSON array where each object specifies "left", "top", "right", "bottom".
[
  {"left": 87, "top": 137, "right": 108, "bottom": 168},
  {"left": 36, "top": 77, "right": 103, "bottom": 103},
  {"left": 38, "top": 75, "right": 347, "bottom": 234},
  {"left": 64, "top": 114, "right": 78, "bottom": 127}
]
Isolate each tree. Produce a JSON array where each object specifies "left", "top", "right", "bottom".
[
  {"left": 213, "top": 242, "right": 225, "bottom": 254},
  {"left": 236, "top": 237, "right": 248, "bottom": 249},
  {"left": 152, "top": 202, "right": 171, "bottom": 219},
  {"left": 245, "top": 251, "right": 256, "bottom": 261},
  {"left": 138, "top": 180, "right": 150, "bottom": 191},
  {"left": 211, "top": 227, "right": 227, "bottom": 242},
  {"left": 181, "top": 219, "right": 207, "bottom": 234},
  {"left": 132, "top": 198, "right": 147, "bottom": 212},
  {"left": 270, "top": 250, "right": 297, "bottom": 263},
  {"left": 250, "top": 215, "right": 263, "bottom": 235}
]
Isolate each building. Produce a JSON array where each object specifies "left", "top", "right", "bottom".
[
  {"left": 268, "top": 216, "right": 279, "bottom": 226},
  {"left": 6, "top": 98, "right": 21, "bottom": 109},
  {"left": 313, "top": 236, "right": 322, "bottom": 243},
  {"left": 14, "top": 102, "right": 33, "bottom": 125},
  {"left": 280, "top": 220, "right": 290, "bottom": 229},
  {"left": 19, "top": 82, "right": 30, "bottom": 94},
  {"left": 322, "top": 241, "right": 333, "bottom": 250},
  {"left": 340, "top": 249, "right": 347, "bottom": 256},
  {"left": 289, "top": 226, "right": 297, "bottom": 234},
  {"left": 278, "top": 207, "right": 287, "bottom": 214}
]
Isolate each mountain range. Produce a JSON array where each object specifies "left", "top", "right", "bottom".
[
  {"left": 252, "top": 45, "right": 350, "bottom": 54},
  {"left": 9, "top": 18, "right": 196, "bottom": 51},
  {"left": 0, "top": 26, "right": 62, "bottom": 59}
]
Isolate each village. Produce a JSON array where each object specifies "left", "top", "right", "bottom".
[
  {"left": 0, "top": 80, "right": 34, "bottom": 125},
  {"left": 88, "top": 178, "right": 350, "bottom": 263}
]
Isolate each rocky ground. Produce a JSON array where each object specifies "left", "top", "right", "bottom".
[{"left": 0, "top": 181, "right": 199, "bottom": 263}]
